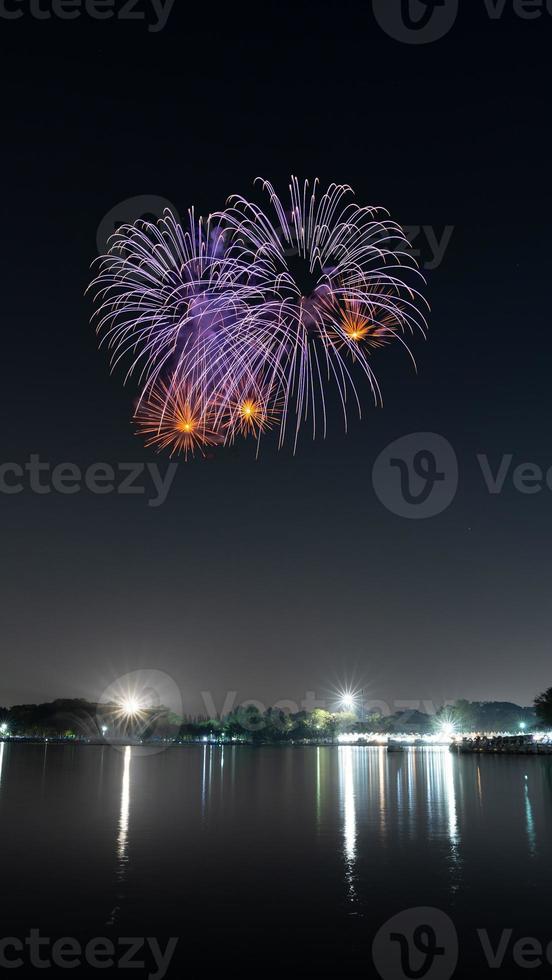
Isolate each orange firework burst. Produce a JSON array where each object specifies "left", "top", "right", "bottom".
[
  {"left": 221, "top": 381, "right": 281, "bottom": 441},
  {"left": 323, "top": 293, "right": 401, "bottom": 356},
  {"left": 135, "top": 381, "right": 221, "bottom": 458},
  {"left": 341, "top": 307, "right": 372, "bottom": 343},
  {"left": 342, "top": 299, "right": 399, "bottom": 350},
  {"left": 236, "top": 398, "right": 264, "bottom": 432}
]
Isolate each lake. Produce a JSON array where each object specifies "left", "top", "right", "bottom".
[{"left": 0, "top": 742, "right": 551, "bottom": 978}]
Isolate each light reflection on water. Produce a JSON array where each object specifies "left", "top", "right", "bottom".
[
  {"left": 524, "top": 773, "right": 536, "bottom": 857},
  {"left": 107, "top": 745, "right": 132, "bottom": 927},
  {"left": 100, "top": 745, "right": 540, "bottom": 911},
  {"left": 1, "top": 740, "right": 549, "bottom": 967},
  {"left": 426, "top": 748, "right": 459, "bottom": 841},
  {"left": 338, "top": 747, "right": 357, "bottom": 903},
  {"left": 40, "top": 741, "right": 48, "bottom": 795},
  {"left": 335, "top": 746, "right": 462, "bottom": 900},
  {"left": 117, "top": 745, "right": 131, "bottom": 867}
]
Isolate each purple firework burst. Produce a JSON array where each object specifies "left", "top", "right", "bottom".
[
  {"left": 89, "top": 180, "right": 429, "bottom": 456},
  {"left": 218, "top": 176, "right": 429, "bottom": 448},
  {"left": 89, "top": 208, "right": 261, "bottom": 405}
]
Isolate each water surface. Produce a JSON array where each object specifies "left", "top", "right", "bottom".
[{"left": 1, "top": 743, "right": 551, "bottom": 976}]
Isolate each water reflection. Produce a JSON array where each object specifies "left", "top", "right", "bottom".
[
  {"left": 316, "top": 747, "right": 321, "bottom": 828},
  {"left": 1, "top": 742, "right": 551, "bottom": 958},
  {"left": 97, "top": 745, "right": 105, "bottom": 801},
  {"left": 0, "top": 741, "right": 5, "bottom": 790},
  {"left": 117, "top": 746, "right": 131, "bottom": 868},
  {"left": 425, "top": 750, "right": 459, "bottom": 836},
  {"left": 377, "top": 748, "right": 387, "bottom": 836},
  {"left": 40, "top": 742, "right": 48, "bottom": 795},
  {"left": 338, "top": 747, "right": 357, "bottom": 903},
  {"left": 106, "top": 746, "right": 132, "bottom": 927},
  {"left": 336, "top": 747, "right": 461, "bottom": 901},
  {"left": 524, "top": 774, "right": 537, "bottom": 857},
  {"left": 201, "top": 744, "right": 209, "bottom": 818},
  {"left": 219, "top": 745, "right": 225, "bottom": 804},
  {"left": 421, "top": 749, "right": 461, "bottom": 890},
  {"left": 443, "top": 751, "right": 459, "bottom": 851}
]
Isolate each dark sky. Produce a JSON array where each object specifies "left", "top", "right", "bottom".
[{"left": 2, "top": 1, "right": 551, "bottom": 713}]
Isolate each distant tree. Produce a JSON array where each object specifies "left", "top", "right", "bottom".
[
  {"left": 439, "top": 700, "right": 535, "bottom": 733},
  {"left": 309, "top": 709, "right": 333, "bottom": 736},
  {"left": 264, "top": 707, "right": 294, "bottom": 739},
  {"left": 333, "top": 711, "right": 358, "bottom": 735},
  {"left": 233, "top": 704, "right": 265, "bottom": 739},
  {"left": 452, "top": 700, "right": 477, "bottom": 731},
  {"left": 535, "top": 688, "right": 552, "bottom": 728},
  {"left": 287, "top": 711, "right": 311, "bottom": 740},
  {"left": 178, "top": 721, "right": 198, "bottom": 740},
  {"left": 365, "top": 712, "right": 385, "bottom": 730}
]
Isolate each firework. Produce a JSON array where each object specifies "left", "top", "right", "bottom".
[
  {"left": 324, "top": 290, "right": 405, "bottom": 353},
  {"left": 89, "top": 208, "right": 258, "bottom": 400},
  {"left": 219, "top": 177, "right": 428, "bottom": 447},
  {"left": 90, "top": 179, "right": 429, "bottom": 457},
  {"left": 219, "top": 375, "right": 282, "bottom": 443},
  {"left": 134, "top": 378, "right": 221, "bottom": 458}
]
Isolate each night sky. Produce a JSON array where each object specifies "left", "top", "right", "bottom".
[{"left": 2, "top": 1, "right": 551, "bottom": 713}]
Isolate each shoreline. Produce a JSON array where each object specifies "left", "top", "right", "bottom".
[{"left": 3, "top": 735, "right": 552, "bottom": 754}]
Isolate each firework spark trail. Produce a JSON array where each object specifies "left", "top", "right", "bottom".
[
  {"left": 134, "top": 377, "right": 222, "bottom": 459},
  {"left": 89, "top": 178, "right": 429, "bottom": 457},
  {"left": 89, "top": 209, "right": 261, "bottom": 401},
  {"left": 218, "top": 176, "right": 429, "bottom": 449}
]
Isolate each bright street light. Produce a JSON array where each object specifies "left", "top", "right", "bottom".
[
  {"left": 340, "top": 692, "right": 358, "bottom": 712},
  {"left": 438, "top": 721, "right": 456, "bottom": 739},
  {"left": 118, "top": 696, "right": 145, "bottom": 718}
]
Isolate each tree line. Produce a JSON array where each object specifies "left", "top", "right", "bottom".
[{"left": 1, "top": 693, "right": 549, "bottom": 740}]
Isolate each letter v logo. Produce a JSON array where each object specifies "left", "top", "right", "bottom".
[{"left": 373, "top": 0, "right": 459, "bottom": 44}]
